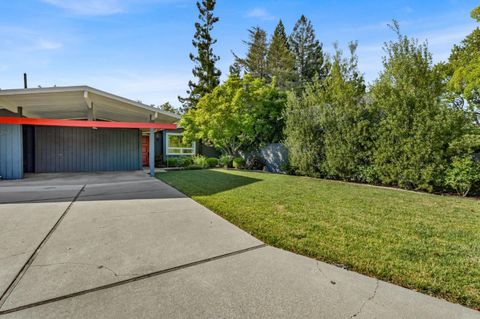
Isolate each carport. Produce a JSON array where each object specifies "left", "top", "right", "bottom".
[{"left": 0, "top": 86, "right": 180, "bottom": 179}]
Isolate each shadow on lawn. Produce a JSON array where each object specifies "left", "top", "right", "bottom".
[{"left": 165, "top": 169, "right": 263, "bottom": 196}]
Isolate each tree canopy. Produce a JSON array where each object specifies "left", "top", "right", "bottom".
[{"left": 181, "top": 75, "right": 286, "bottom": 155}]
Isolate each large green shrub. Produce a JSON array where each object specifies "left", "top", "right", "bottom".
[
  {"left": 284, "top": 91, "right": 324, "bottom": 176},
  {"left": 166, "top": 157, "right": 179, "bottom": 167},
  {"left": 177, "top": 156, "right": 193, "bottom": 167},
  {"left": 206, "top": 157, "right": 219, "bottom": 168},
  {"left": 192, "top": 155, "right": 208, "bottom": 168},
  {"left": 219, "top": 154, "right": 233, "bottom": 168},
  {"left": 370, "top": 22, "right": 465, "bottom": 191},
  {"left": 445, "top": 156, "right": 480, "bottom": 196},
  {"left": 232, "top": 157, "right": 246, "bottom": 169}
]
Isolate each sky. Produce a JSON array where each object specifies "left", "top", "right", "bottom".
[{"left": 0, "top": 0, "right": 478, "bottom": 107}]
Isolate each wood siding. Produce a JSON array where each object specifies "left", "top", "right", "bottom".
[
  {"left": 0, "top": 124, "right": 23, "bottom": 179},
  {"left": 34, "top": 126, "right": 142, "bottom": 173}
]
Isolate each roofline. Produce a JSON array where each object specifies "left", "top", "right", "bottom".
[{"left": 0, "top": 85, "right": 182, "bottom": 120}]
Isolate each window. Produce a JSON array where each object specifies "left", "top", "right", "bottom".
[{"left": 166, "top": 133, "right": 195, "bottom": 155}]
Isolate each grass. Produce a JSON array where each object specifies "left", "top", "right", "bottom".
[{"left": 157, "top": 169, "right": 480, "bottom": 310}]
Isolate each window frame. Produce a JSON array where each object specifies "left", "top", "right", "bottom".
[{"left": 165, "top": 132, "right": 196, "bottom": 156}]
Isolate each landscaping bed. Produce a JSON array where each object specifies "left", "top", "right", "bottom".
[{"left": 157, "top": 168, "right": 480, "bottom": 310}]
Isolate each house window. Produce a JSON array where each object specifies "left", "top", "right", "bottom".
[{"left": 166, "top": 133, "right": 195, "bottom": 155}]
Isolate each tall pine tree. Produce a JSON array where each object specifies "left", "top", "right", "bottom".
[
  {"left": 267, "top": 20, "right": 295, "bottom": 90},
  {"left": 289, "top": 15, "right": 328, "bottom": 91},
  {"left": 234, "top": 27, "right": 269, "bottom": 80},
  {"left": 179, "top": 0, "right": 221, "bottom": 112}
]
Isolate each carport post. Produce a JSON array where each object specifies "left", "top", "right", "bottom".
[{"left": 149, "top": 128, "right": 155, "bottom": 177}]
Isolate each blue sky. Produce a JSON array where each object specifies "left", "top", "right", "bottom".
[{"left": 0, "top": 0, "right": 478, "bottom": 107}]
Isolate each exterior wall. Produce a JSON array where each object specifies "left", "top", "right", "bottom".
[
  {"left": 0, "top": 124, "right": 23, "bottom": 179},
  {"left": 34, "top": 126, "right": 142, "bottom": 173}
]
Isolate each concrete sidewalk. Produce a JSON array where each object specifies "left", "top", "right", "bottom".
[{"left": 0, "top": 172, "right": 478, "bottom": 318}]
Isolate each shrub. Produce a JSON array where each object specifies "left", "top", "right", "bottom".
[
  {"left": 177, "top": 156, "right": 193, "bottom": 167},
  {"left": 232, "top": 157, "right": 246, "bottom": 169},
  {"left": 246, "top": 155, "right": 265, "bottom": 170},
  {"left": 219, "top": 154, "right": 233, "bottom": 168},
  {"left": 166, "top": 157, "right": 178, "bottom": 167},
  {"left": 192, "top": 155, "right": 208, "bottom": 168},
  {"left": 445, "top": 156, "right": 480, "bottom": 196},
  {"left": 358, "top": 165, "right": 380, "bottom": 184},
  {"left": 206, "top": 157, "right": 219, "bottom": 168}
]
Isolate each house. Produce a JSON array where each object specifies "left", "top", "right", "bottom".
[{"left": 0, "top": 85, "right": 211, "bottom": 180}]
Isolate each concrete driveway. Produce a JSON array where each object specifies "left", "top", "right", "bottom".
[{"left": 0, "top": 172, "right": 478, "bottom": 318}]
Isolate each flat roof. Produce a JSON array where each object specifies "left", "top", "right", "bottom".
[{"left": 0, "top": 85, "right": 181, "bottom": 124}]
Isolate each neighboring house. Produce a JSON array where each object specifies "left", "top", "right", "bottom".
[{"left": 0, "top": 85, "right": 214, "bottom": 180}]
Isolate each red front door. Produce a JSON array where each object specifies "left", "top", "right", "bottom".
[{"left": 142, "top": 136, "right": 149, "bottom": 166}]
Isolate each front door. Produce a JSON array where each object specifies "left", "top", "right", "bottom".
[{"left": 142, "top": 135, "right": 149, "bottom": 166}]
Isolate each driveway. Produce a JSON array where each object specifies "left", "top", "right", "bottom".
[{"left": 0, "top": 172, "right": 477, "bottom": 318}]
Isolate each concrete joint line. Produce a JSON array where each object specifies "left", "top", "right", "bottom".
[
  {"left": 0, "top": 185, "right": 86, "bottom": 310},
  {"left": 0, "top": 244, "right": 267, "bottom": 316}
]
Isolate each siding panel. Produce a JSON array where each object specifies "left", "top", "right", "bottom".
[
  {"left": 0, "top": 124, "right": 23, "bottom": 179},
  {"left": 35, "top": 126, "right": 141, "bottom": 173}
]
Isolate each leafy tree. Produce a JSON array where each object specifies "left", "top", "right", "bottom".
[
  {"left": 234, "top": 27, "right": 269, "bottom": 80},
  {"left": 444, "top": 5, "right": 480, "bottom": 123},
  {"left": 284, "top": 83, "right": 325, "bottom": 176},
  {"left": 320, "top": 42, "right": 374, "bottom": 180},
  {"left": 178, "top": 0, "right": 221, "bottom": 112},
  {"left": 157, "top": 102, "right": 180, "bottom": 115},
  {"left": 289, "top": 15, "right": 328, "bottom": 91},
  {"left": 370, "top": 22, "right": 464, "bottom": 191},
  {"left": 284, "top": 42, "right": 374, "bottom": 180},
  {"left": 267, "top": 20, "right": 295, "bottom": 90},
  {"left": 181, "top": 75, "right": 286, "bottom": 155},
  {"left": 445, "top": 156, "right": 480, "bottom": 196}
]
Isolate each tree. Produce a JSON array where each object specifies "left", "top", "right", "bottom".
[
  {"left": 444, "top": 5, "right": 480, "bottom": 123},
  {"left": 267, "top": 20, "right": 295, "bottom": 90},
  {"left": 289, "top": 15, "right": 328, "bottom": 91},
  {"left": 178, "top": 0, "right": 221, "bottom": 112},
  {"left": 228, "top": 61, "right": 242, "bottom": 77},
  {"left": 157, "top": 102, "right": 180, "bottom": 115},
  {"left": 370, "top": 22, "right": 464, "bottom": 191},
  {"left": 283, "top": 89, "right": 324, "bottom": 176},
  {"left": 319, "top": 42, "right": 374, "bottom": 180},
  {"left": 181, "top": 75, "right": 287, "bottom": 155},
  {"left": 284, "top": 42, "right": 374, "bottom": 180},
  {"left": 234, "top": 27, "right": 269, "bottom": 80}
]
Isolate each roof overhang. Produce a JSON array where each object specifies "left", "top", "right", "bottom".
[
  {"left": 0, "top": 86, "right": 181, "bottom": 124},
  {"left": 0, "top": 117, "right": 177, "bottom": 129}
]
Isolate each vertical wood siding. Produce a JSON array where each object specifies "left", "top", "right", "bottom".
[
  {"left": 0, "top": 124, "right": 23, "bottom": 179},
  {"left": 34, "top": 126, "right": 141, "bottom": 173}
]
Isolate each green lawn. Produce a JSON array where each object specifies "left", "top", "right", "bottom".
[{"left": 157, "top": 169, "right": 480, "bottom": 309}]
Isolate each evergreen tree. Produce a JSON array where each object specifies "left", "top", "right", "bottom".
[
  {"left": 157, "top": 102, "right": 180, "bottom": 115},
  {"left": 234, "top": 27, "right": 269, "bottom": 80},
  {"left": 320, "top": 42, "right": 374, "bottom": 180},
  {"left": 179, "top": 0, "right": 221, "bottom": 112},
  {"left": 289, "top": 15, "right": 328, "bottom": 90},
  {"left": 267, "top": 20, "right": 295, "bottom": 90},
  {"left": 228, "top": 61, "right": 242, "bottom": 77},
  {"left": 371, "top": 22, "right": 462, "bottom": 191}
]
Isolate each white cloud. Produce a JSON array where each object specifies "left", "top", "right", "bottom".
[
  {"left": 35, "top": 38, "right": 63, "bottom": 50},
  {"left": 41, "top": 0, "right": 125, "bottom": 16},
  {"left": 246, "top": 8, "right": 275, "bottom": 21}
]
